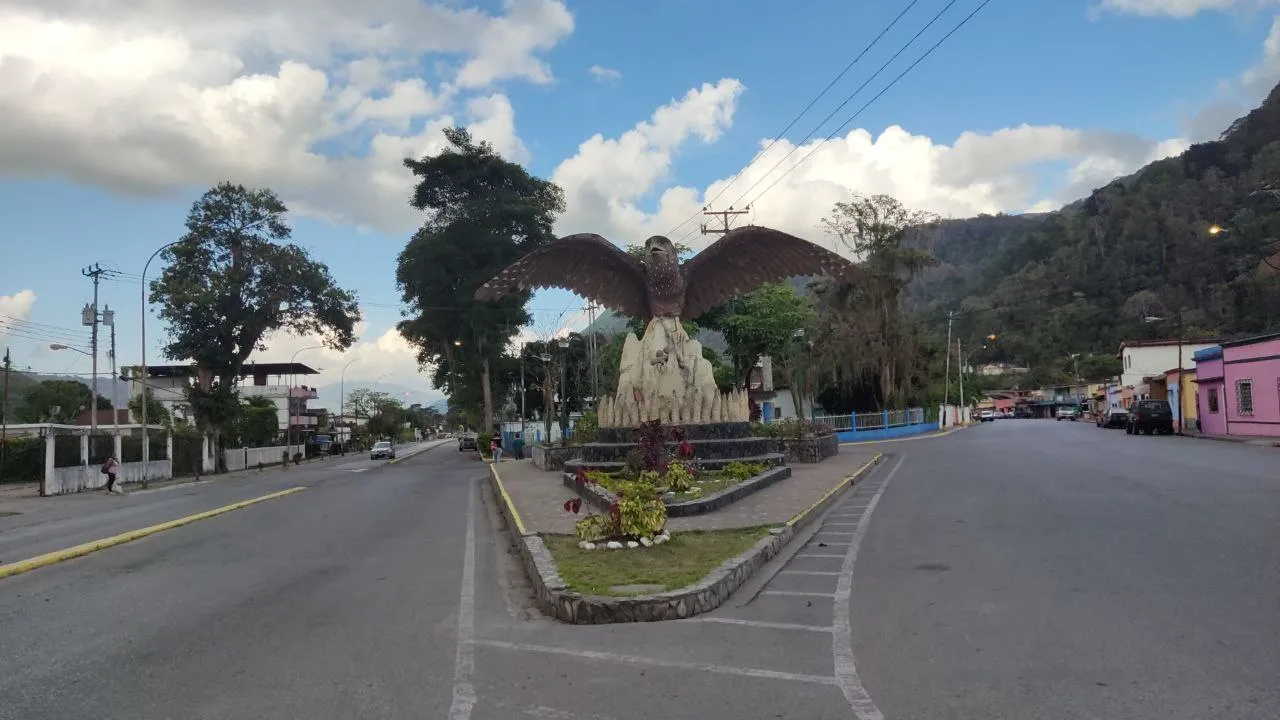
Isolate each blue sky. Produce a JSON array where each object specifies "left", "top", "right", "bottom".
[{"left": 1, "top": 0, "right": 1276, "bottom": 407}]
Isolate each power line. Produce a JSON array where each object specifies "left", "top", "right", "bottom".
[
  {"left": 741, "top": 0, "right": 993, "bottom": 210},
  {"left": 664, "top": 0, "right": 926, "bottom": 238}
]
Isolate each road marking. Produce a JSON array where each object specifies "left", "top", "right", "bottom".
[
  {"left": 489, "top": 463, "right": 529, "bottom": 536},
  {"left": 0, "top": 487, "right": 307, "bottom": 580},
  {"left": 796, "top": 553, "right": 846, "bottom": 558},
  {"left": 522, "top": 705, "right": 617, "bottom": 720},
  {"left": 683, "top": 617, "right": 834, "bottom": 633},
  {"left": 823, "top": 522, "right": 859, "bottom": 527},
  {"left": 832, "top": 455, "right": 903, "bottom": 720},
  {"left": 471, "top": 639, "right": 839, "bottom": 686},
  {"left": 780, "top": 570, "right": 841, "bottom": 576},
  {"left": 449, "top": 480, "right": 478, "bottom": 720},
  {"left": 761, "top": 590, "right": 835, "bottom": 598},
  {"left": 342, "top": 468, "right": 368, "bottom": 473},
  {"left": 130, "top": 479, "right": 216, "bottom": 495},
  {"left": 785, "top": 454, "right": 883, "bottom": 528}
]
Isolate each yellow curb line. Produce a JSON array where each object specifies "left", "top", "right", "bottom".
[
  {"left": 839, "top": 424, "right": 968, "bottom": 446},
  {"left": 785, "top": 453, "right": 884, "bottom": 528},
  {"left": 489, "top": 463, "right": 529, "bottom": 536},
  {"left": 0, "top": 486, "right": 307, "bottom": 581}
]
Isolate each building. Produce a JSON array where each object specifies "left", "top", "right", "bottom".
[
  {"left": 131, "top": 362, "right": 321, "bottom": 437},
  {"left": 1164, "top": 367, "right": 1197, "bottom": 431},
  {"left": 1117, "top": 340, "right": 1217, "bottom": 389},
  {"left": 1194, "top": 333, "right": 1280, "bottom": 438}
]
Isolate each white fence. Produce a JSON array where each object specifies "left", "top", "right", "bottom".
[{"left": 222, "top": 445, "right": 303, "bottom": 471}]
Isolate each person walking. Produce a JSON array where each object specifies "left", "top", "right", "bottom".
[
  {"left": 102, "top": 455, "right": 121, "bottom": 494},
  {"left": 490, "top": 437, "right": 503, "bottom": 463},
  {"left": 512, "top": 432, "right": 525, "bottom": 461}
]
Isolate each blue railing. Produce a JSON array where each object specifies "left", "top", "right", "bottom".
[{"left": 814, "top": 407, "right": 937, "bottom": 442}]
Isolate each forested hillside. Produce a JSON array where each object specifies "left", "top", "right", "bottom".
[{"left": 905, "top": 82, "right": 1280, "bottom": 381}]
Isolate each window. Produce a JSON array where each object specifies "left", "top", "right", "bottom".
[
  {"left": 1236, "top": 379, "right": 1253, "bottom": 416},
  {"left": 1208, "top": 388, "right": 1219, "bottom": 413}
]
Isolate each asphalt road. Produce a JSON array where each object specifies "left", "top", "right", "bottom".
[{"left": 0, "top": 422, "right": 1276, "bottom": 719}]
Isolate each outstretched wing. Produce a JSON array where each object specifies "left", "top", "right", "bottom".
[
  {"left": 680, "top": 225, "right": 866, "bottom": 319},
  {"left": 474, "top": 234, "right": 650, "bottom": 319}
]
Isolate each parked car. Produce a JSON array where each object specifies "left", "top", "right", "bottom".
[
  {"left": 370, "top": 441, "right": 396, "bottom": 460},
  {"left": 1055, "top": 406, "right": 1080, "bottom": 421},
  {"left": 1097, "top": 407, "right": 1129, "bottom": 429},
  {"left": 458, "top": 434, "right": 478, "bottom": 452},
  {"left": 979, "top": 409, "right": 996, "bottom": 422},
  {"left": 1126, "top": 399, "right": 1175, "bottom": 435}
]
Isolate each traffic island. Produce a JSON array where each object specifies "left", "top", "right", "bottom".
[{"left": 487, "top": 451, "right": 884, "bottom": 624}]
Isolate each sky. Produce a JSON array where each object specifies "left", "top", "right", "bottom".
[{"left": 1, "top": 0, "right": 1278, "bottom": 411}]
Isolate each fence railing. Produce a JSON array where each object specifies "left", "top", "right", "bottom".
[{"left": 813, "top": 407, "right": 929, "bottom": 433}]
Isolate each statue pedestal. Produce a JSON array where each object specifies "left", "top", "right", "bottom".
[{"left": 566, "top": 421, "right": 785, "bottom": 475}]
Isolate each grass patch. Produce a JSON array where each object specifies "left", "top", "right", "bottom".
[{"left": 542, "top": 526, "right": 773, "bottom": 597}]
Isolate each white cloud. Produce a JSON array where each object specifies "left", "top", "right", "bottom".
[
  {"left": 254, "top": 323, "right": 444, "bottom": 409},
  {"left": 0, "top": 289, "right": 37, "bottom": 323},
  {"left": 0, "top": 0, "right": 572, "bottom": 233},
  {"left": 588, "top": 65, "right": 621, "bottom": 83},
  {"left": 1092, "top": 0, "right": 1254, "bottom": 17}
]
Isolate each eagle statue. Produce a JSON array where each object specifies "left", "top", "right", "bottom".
[
  {"left": 474, "top": 225, "right": 864, "bottom": 429},
  {"left": 474, "top": 225, "right": 862, "bottom": 322}
]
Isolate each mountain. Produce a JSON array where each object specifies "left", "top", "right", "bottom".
[{"left": 902, "top": 81, "right": 1280, "bottom": 382}]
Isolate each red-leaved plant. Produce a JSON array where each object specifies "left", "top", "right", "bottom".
[{"left": 677, "top": 439, "right": 694, "bottom": 460}]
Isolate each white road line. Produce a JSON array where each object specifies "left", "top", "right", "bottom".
[
  {"left": 683, "top": 617, "right": 834, "bottom": 633},
  {"left": 448, "top": 480, "right": 478, "bottom": 720},
  {"left": 796, "top": 553, "right": 847, "bottom": 558},
  {"left": 823, "top": 522, "right": 859, "bottom": 527},
  {"left": 832, "top": 455, "right": 903, "bottom": 720},
  {"left": 780, "top": 570, "right": 841, "bottom": 576},
  {"left": 815, "top": 532, "right": 855, "bottom": 537},
  {"left": 471, "top": 639, "right": 839, "bottom": 686},
  {"left": 761, "top": 590, "right": 835, "bottom": 598},
  {"left": 522, "top": 705, "right": 617, "bottom": 720}
]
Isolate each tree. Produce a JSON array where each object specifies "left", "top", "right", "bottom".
[
  {"left": 344, "top": 388, "right": 393, "bottom": 421},
  {"left": 150, "top": 182, "right": 360, "bottom": 466},
  {"left": 232, "top": 396, "right": 279, "bottom": 448},
  {"left": 18, "top": 380, "right": 110, "bottom": 424},
  {"left": 128, "top": 388, "right": 170, "bottom": 427},
  {"left": 816, "top": 193, "right": 940, "bottom": 408},
  {"left": 697, "top": 283, "right": 817, "bottom": 387},
  {"left": 396, "top": 127, "right": 565, "bottom": 433}
]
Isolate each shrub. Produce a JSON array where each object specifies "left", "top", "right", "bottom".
[
  {"left": 723, "top": 461, "right": 766, "bottom": 482},
  {"left": 0, "top": 437, "right": 44, "bottom": 483},
  {"left": 665, "top": 462, "right": 694, "bottom": 492},
  {"left": 476, "top": 432, "right": 493, "bottom": 457},
  {"left": 574, "top": 514, "right": 615, "bottom": 542},
  {"left": 614, "top": 479, "right": 666, "bottom": 538},
  {"left": 571, "top": 411, "right": 599, "bottom": 444}
]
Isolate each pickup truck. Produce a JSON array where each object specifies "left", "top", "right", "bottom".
[{"left": 1055, "top": 406, "right": 1080, "bottom": 421}]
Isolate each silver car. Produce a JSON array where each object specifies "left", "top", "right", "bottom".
[{"left": 370, "top": 441, "right": 396, "bottom": 460}]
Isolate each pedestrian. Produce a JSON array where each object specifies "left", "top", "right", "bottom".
[
  {"left": 490, "top": 437, "right": 503, "bottom": 463},
  {"left": 513, "top": 432, "right": 525, "bottom": 461},
  {"left": 101, "top": 455, "right": 121, "bottom": 494}
]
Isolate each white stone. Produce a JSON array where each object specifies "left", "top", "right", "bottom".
[
  {"left": 654, "top": 535, "right": 668, "bottom": 545},
  {"left": 626, "top": 541, "right": 640, "bottom": 549},
  {"left": 606, "top": 541, "right": 624, "bottom": 550},
  {"left": 640, "top": 536, "right": 653, "bottom": 547},
  {"left": 601, "top": 317, "right": 750, "bottom": 428},
  {"left": 581, "top": 541, "right": 596, "bottom": 550}
]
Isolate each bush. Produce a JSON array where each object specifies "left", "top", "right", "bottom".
[
  {"left": 476, "top": 432, "right": 493, "bottom": 457},
  {"left": 571, "top": 411, "right": 598, "bottom": 444},
  {"left": 614, "top": 479, "right": 666, "bottom": 539},
  {"left": 723, "top": 461, "right": 766, "bottom": 482},
  {"left": 0, "top": 437, "right": 44, "bottom": 483},
  {"left": 665, "top": 462, "right": 694, "bottom": 492}
]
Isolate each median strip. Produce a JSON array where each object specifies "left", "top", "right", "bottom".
[{"left": 0, "top": 486, "right": 307, "bottom": 580}]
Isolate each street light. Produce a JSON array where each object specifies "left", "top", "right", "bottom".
[
  {"left": 140, "top": 240, "right": 184, "bottom": 480},
  {"left": 286, "top": 345, "right": 324, "bottom": 452},
  {"left": 49, "top": 343, "right": 91, "bottom": 357},
  {"left": 339, "top": 358, "right": 358, "bottom": 443},
  {"left": 1207, "top": 223, "right": 1280, "bottom": 271},
  {"left": 1144, "top": 314, "right": 1186, "bottom": 435}
]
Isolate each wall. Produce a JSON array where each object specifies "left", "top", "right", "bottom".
[
  {"left": 46, "top": 458, "right": 173, "bottom": 495},
  {"left": 1166, "top": 371, "right": 1198, "bottom": 427},
  {"left": 223, "top": 445, "right": 300, "bottom": 471},
  {"left": 1120, "top": 343, "right": 1215, "bottom": 388},
  {"left": 1223, "top": 338, "right": 1280, "bottom": 437},
  {"left": 1195, "top": 355, "right": 1227, "bottom": 436}
]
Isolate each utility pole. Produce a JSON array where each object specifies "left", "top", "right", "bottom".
[
  {"left": 1176, "top": 306, "right": 1185, "bottom": 436},
  {"left": 958, "top": 338, "right": 965, "bottom": 424},
  {"left": 105, "top": 306, "right": 119, "bottom": 440},
  {"left": 82, "top": 263, "right": 105, "bottom": 437},
  {"left": 943, "top": 311, "right": 953, "bottom": 426},
  {"left": 2, "top": 347, "right": 10, "bottom": 482},
  {"left": 700, "top": 206, "right": 751, "bottom": 236},
  {"left": 586, "top": 302, "right": 600, "bottom": 404}
]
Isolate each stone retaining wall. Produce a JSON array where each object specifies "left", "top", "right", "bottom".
[
  {"left": 488, "top": 454, "right": 885, "bottom": 625},
  {"left": 531, "top": 444, "right": 583, "bottom": 471},
  {"left": 769, "top": 433, "right": 839, "bottom": 463},
  {"left": 562, "top": 464, "right": 793, "bottom": 518}
]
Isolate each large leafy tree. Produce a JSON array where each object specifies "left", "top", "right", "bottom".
[
  {"left": 815, "top": 193, "right": 940, "bottom": 408},
  {"left": 232, "top": 396, "right": 280, "bottom": 448},
  {"left": 150, "top": 182, "right": 360, "bottom": 461},
  {"left": 18, "top": 380, "right": 111, "bottom": 423},
  {"left": 396, "top": 127, "right": 565, "bottom": 433},
  {"left": 127, "top": 388, "right": 170, "bottom": 426},
  {"left": 697, "top": 283, "right": 817, "bottom": 387}
]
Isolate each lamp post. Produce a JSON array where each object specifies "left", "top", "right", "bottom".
[
  {"left": 140, "top": 240, "right": 183, "bottom": 480},
  {"left": 287, "top": 345, "right": 323, "bottom": 453},
  {"left": 1144, "top": 313, "right": 1186, "bottom": 435},
  {"left": 339, "top": 357, "right": 358, "bottom": 445}
]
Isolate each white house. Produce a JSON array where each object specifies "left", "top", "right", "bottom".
[
  {"left": 131, "top": 361, "right": 321, "bottom": 434},
  {"left": 1117, "top": 340, "right": 1216, "bottom": 389}
]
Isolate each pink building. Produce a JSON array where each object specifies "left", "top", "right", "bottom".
[{"left": 1193, "top": 332, "right": 1280, "bottom": 438}]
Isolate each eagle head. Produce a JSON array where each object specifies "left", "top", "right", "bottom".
[{"left": 642, "top": 235, "right": 676, "bottom": 264}]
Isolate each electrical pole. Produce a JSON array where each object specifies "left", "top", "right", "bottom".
[
  {"left": 82, "top": 263, "right": 105, "bottom": 436},
  {"left": 700, "top": 206, "right": 751, "bottom": 236},
  {"left": 105, "top": 306, "right": 119, "bottom": 440},
  {"left": 943, "top": 311, "right": 953, "bottom": 426},
  {"left": 1176, "top": 307, "right": 1185, "bottom": 436},
  {"left": 586, "top": 301, "right": 600, "bottom": 405},
  {"left": 2, "top": 347, "right": 10, "bottom": 482},
  {"left": 958, "top": 338, "right": 965, "bottom": 423}
]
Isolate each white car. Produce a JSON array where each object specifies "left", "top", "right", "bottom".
[
  {"left": 370, "top": 441, "right": 396, "bottom": 460},
  {"left": 979, "top": 409, "right": 996, "bottom": 422}
]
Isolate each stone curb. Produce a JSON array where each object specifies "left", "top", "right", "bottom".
[
  {"left": 561, "top": 465, "right": 793, "bottom": 518},
  {"left": 487, "top": 453, "right": 886, "bottom": 625},
  {"left": 1184, "top": 433, "right": 1280, "bottom": 448}
]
